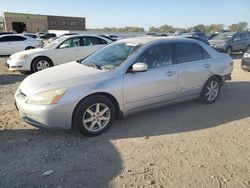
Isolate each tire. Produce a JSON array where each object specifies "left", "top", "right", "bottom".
[
  {"left": 199, "top": 77, "right": 221, "bottom": 104},
  {"left": 20, "top": 71, "right": 32, "bottom": 75},
  {"left": 31, "top": 57, "right": 53, "bottom": 72},
  {"left": 25, "top": 46, "right": 34, "bottom": 50},
  {"left": 226, "top": 46, "right": 232, "bottom": 55},
  {"left": 73, "top": 95, "right": 115, "bottom": 136}
]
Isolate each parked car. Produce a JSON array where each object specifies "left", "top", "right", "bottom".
[
  {"left": 190, "top": 32, "right": 209, "bottom": 43},
  {"left": 0, "top": 32, "right": 15, "bottom": 36},
  {"left": 7, "top": 35, "right": 112, "bottom": 72},
  {"left": 23, "top": 33, "right": 40, "bottom": 39},
  {"left": 48, "top": 33, "right": 79, "bottom": 43},
  {"left": 0, "top": 34, "right": 43, "bottom": 55},
  {"left": 209, "top": 32, "right": 250, "bottom": 54},
  {"left": 15, "top": 37, "right": 233, "bottom": 136},
  {"left": 208, "top": 33, "right": 219, "bottom": 40},
  {"left": 40, "top": 33, "right": 57, "bottom": 40},
  {"left": 241, "top": 49, "right": 250, "bottom": 71}
]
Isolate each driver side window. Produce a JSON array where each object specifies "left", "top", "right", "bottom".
[{"left": 135, "top": 44, "right": 173, "bottom": 69}]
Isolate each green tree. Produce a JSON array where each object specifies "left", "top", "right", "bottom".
[{"left": 228, "top": 22, "right": 248, "bottom": 32}]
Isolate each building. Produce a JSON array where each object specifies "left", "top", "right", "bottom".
[{"left": 1, "top": 12, "right": 86, "bottom": 33}]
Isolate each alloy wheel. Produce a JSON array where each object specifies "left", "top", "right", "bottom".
[
  {"left": 205, "top": 80, "right": 219, "bottom": 101},
  {"left": 36, "top": 60, "right": 50, "bottom": 71},
  {"left": 82, "top": 103, "right": 111, "bottom": 132}
]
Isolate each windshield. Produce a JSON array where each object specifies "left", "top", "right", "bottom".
[
  {"left": 43, "top": 36, "right": 67, "bottom": 49},
  {"left": 213, "top": 33, "right": 233, "bottom": 40},
  {"left": 81, "top": 42, "right": 141, "bottom": 70}
]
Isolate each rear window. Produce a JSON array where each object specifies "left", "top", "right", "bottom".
[{"left": 175, "top": 42, "right": 210, "bottom": 64}]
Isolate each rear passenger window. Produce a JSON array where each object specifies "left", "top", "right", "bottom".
[
  {"left": 83, "top": 37, "right": 107, "bottom": 46},
  {"left": 175, "top": 42, "right": 210, "bottom": 64}
]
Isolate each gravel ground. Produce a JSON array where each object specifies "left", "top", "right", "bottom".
[{"left": 0, "top": 55, "right": 250, "bottom": 188}]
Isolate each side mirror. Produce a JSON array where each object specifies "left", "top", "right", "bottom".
[{"left": 131, "top": 62, "right": 148, "bottom": 72}]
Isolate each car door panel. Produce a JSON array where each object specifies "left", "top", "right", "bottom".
[
  {"left": 175, "top": 42, "right": 212, "bottom": 98},
  {"left": 124, "top": 65, "right": 178, "bottom": 113},
  {"left": 177, "top": 59, "right": 211, "bottom": 98},
  {"left": 123, "top": 43, "right": 178, "bottom": 113}
]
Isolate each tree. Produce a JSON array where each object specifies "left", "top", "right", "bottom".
[
  {"left": 228, "top": 22, "right": 248, "bottom": 32},
  {"left": 193, "top": 24, "right": 205, "bottom": 32}
]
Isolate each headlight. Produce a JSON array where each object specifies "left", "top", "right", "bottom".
[
  {"left": 244, "top": 53, "right": 250, "bottom": 58},
  {"left": 16, "top": 54, "right": 28, "bottom": 60},
  {"left": 26, "top": 88, "right": 66, "bottom": 105}
]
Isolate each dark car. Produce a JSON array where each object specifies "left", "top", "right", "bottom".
[
  {"left": 241, "top": 49, "right": 250, "bottom": 71},
  {"left": 190, "top": 32, "right": 209, "bottom": 43},
  {"left": 40, "top": 33, "right": 57, "bottom": 40},
  {"left": 209, "top": 32, "right": 250, "bottom": 55}
]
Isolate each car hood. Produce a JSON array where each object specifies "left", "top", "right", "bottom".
[
  {"left": 19, "top": 62, "right": 110, "bottom": 96},
  {"left": 10, "top": 48, "right": 48, "bottom": 58},
  {"left": 208, "top": 40, "right": 227, "bottom": 45}
]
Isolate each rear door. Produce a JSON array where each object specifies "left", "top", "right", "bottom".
[
  {"left": 232, "top": 33, "right": 244, "bottom": 51},
  {"left": 0, "top": 36, "right": 8, "bottom": 55},
  {"left": 239, "top": 32, "right": 248, "bottom": 50},
  {"left": 175, "top": 42, "right": 212, "bottom": 98},
  {"left": 0, "top": 36, "right": 27, "bottom": 55},
  {"left": 11, "top": 36, "right": 28, "bottom": 53}
]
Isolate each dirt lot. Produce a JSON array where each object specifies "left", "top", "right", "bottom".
[{"left": 0, "top": 55, "right": 249, "bottom": 188}]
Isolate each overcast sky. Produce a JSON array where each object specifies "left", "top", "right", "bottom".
[{"left": 1, "top": 0, "right": 249, "bottom": 29}]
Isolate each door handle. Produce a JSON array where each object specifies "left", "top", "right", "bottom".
[
  {"left": 165, "top": 71, "right": 176, "bottom": 77},
  {"left": 204, "top": 64, "right": 211, "bottom": 69}
]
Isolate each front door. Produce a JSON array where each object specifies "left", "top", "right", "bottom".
[
  {"left": 54, "top": 37, "right": 82, "bottom": 65},
  {"left": 123, "top": 43, "right": 178, "bottom": 114}
]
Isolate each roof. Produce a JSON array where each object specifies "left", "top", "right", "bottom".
[{"left": 117, "top": 36, "right": 201, "bottom": 45}]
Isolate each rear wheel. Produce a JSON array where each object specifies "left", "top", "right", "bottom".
[
  {"left": 31, "top": 57, "right": 53, "bottom": 72},
  {"left": 199, "top": 77, "right": 221, "bottom": 104},
  {"left": 73, "top": 95, "right": 115, "bottom": 136}
]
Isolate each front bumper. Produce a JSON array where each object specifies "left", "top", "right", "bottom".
[
  {"left": 6, "top": 58, "right": 31, "bottom": 71},
  {"left": 15, "top": 91, "right": 76, "bottom": 130},
  {"left": 241, "top": 58, "right": 250, "bottom": 71}
]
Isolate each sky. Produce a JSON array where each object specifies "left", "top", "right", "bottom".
[{"left": 0, "top": 0, "right": 250, "bottom": 30}]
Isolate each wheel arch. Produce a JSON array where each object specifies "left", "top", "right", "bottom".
[
  {"left": 71, "top": 92, "right": 123, "bottom": 129},
  {"left": 208, "top": 75, "right": 223, "bottom": 85}
]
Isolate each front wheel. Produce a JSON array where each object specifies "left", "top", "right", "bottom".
[
  {"left": 31, "top": 57, "right": 53, "bottom": 72},
  {"left": 73, "top": 95, "right": 115, "bottom": 136},
  {"left": 199, "top": 77, "right": 221, "bottom": 104}
]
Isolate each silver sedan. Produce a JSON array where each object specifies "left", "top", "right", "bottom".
[{"left": 15, "top": 37, "right": 233, "bottom": 136}]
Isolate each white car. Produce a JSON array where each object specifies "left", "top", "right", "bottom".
[
  {"left": 7, "top": 35, "right": 113, "bottom": 72},
  {"left": 0, "top": 34, "right": 43, "bottom": 55}
]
